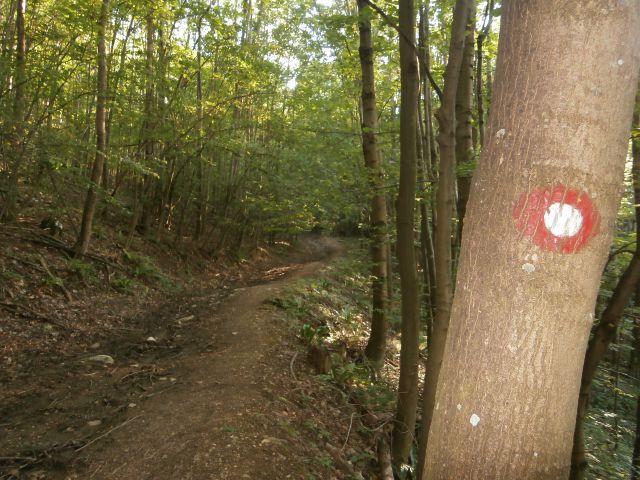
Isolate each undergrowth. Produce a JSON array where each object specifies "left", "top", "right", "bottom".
[
  {"left": 268, "top": 243, "right": 401, "bottom": 474},
  {"left": 122, "top": 250, "right": 180, "bottom": 292}
]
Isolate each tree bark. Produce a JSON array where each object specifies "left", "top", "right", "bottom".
[
  {"left": 423, "top": 2, "right": 640, "bottom": 479},
  {"left": 358, "top": 0, "right": 389, "bottom": 367},
  {"left": 455, "top": 2, "right": 476, "bottom": 248},
  {"left": 74, "top": 0, "right": 109, "bottom": 256},
  {"left": 390, "top": 0, "right": 421, "bottom": 465},
  {"left": 419, "top": 0, "right": 470, "bottom": 464}
]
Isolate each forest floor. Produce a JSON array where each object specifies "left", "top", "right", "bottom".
[{"left": 1, "top": 229, "right": 382, "bottom": 480}]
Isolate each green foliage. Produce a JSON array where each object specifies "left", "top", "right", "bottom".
[
  {"left": 455, "top": 157, "right": 477, "bottom": 178},
  {"left": 110, "top": 275, "right": 136, "bottom": 294},
  {"left": 349, "top": 450, "right": 375, "bottom": 467},
  {"left": 1, "top": 270, "right": 24, "bottom": 282},
  {"left": 315, "top": 455, "right": 333, "bottom": 468},
  {"left": 300, "top": 322, "right": 329, "bottom": 346},
  {"left": 67, "top": 259, "right": 99, "bottom": 284},
  {"left": 303, "top": 419, "right": 331, "bottom": 441},
  {"left": 123, "top": 250, "right": 178, "bottom": 290},
  {"left": 584, "top": 365, "right": 638, "bottom": 479},
  {"left": 267, "top": 243, "right": 398, "bottom": 432},
  {"left": 44, "top": 274, "right": 65, "bottom": 289}
]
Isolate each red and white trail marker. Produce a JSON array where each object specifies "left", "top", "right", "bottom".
[{"left": 513, "top": 185, "right": 600, "bottom": 254}]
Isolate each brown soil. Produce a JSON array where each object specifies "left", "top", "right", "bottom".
[{"left": 1, "top": 235, "right": 374, "bottom": 480}]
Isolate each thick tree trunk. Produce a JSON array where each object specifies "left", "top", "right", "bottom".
[
  {"left": 1, "top": 0, "right": 25, "bottom": 222},
  {"left": 423, "top": 2, "right": 640, "bottom": 479},
  {"left": 419, "top": 0, "right": 470, "bottom": 463},
  {"left": 357, "top": 0, "right": 389, "bottom": 366},
  {"left": 74, "top": 0, "right": 109, "bottom": 256},
  {"left": 390, "top": 0, "right": 421, "bottom": 465}
]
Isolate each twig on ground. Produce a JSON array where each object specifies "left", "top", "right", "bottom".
[
  {"left": 143, "top": 384, "right": 177, "bottom": 398},
  {"left": 0, "top": 302, "right": 71, "bottom": 330},
  {"left": 75, "top": 415, "right": 143, "bottom": 453},
  {"left": 341, "top": 412, "right": 355, "bottom": 451},
  {"left": 38, "top": 254, "right": 73, "bottom": 302},
  {"left": 289, "top": 352, "right": 299, "bottom": 382}
]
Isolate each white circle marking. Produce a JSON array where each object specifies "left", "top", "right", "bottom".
[{"left": 544, "top": 203, "right": 583, "bottom": 237}]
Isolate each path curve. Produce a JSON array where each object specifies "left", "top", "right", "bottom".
[{"left": 73, "top": 237, "right": 342, "bottom": 479}]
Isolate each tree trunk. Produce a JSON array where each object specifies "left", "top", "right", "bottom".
[
  {"left": 454, "top": 2, "right": 475, "bottom": 249},
  {"left": 423, "top": 2, "right": 640, "bottom": 479},
  {"left": 103, "top": 17, "right": 134, "bottom": 198},
  {"left": 417, "top": 3, "right": 436, "bottom": 326},
  {"left": 194, "top": 15, "right": 206, "bottom": 240},
  {"left": 358, "top": 0, "right": 389, "bottom": 367},
  {"left": 419, "top": 0, "right": 470, "bottom": 463},
  {"left": 390, "top": 0, "right": 421, "bottom": 465},
  {"left": 571, "top": 83, "right": 640, "bottom": 480},
  {"left": 418, "top": 1, "right": 435, "bottom": 176},
  {"left": 140, "top": 10, "right": 155, "bottom": 235},
  {"left": 475, "top": 0, "right": 494, "bottom": 150},
  {"left": 1, "top": 0, "right": 25, "bottom": 222},
  {"left": 417, "top": 118, "right": 436, "bottom": 326},
  {"left": 74, "top": 0, "right": 109, "bottom": 256}
]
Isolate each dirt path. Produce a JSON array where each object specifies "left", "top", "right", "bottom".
[{"left": 67, "top": 237, "right": 345, "bottom": 479}]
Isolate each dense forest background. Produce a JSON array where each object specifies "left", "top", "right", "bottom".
[{"left": 0, "top": 0, "right": 639, "bottom": 478}]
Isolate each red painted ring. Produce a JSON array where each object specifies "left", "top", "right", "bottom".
[{"left": 513, "top": 185, "right": 600, "bottom": 254}]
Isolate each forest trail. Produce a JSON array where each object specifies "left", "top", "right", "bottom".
[
  {"left": 72, "top": 236, "right": 343, "bottom": 480},
  {"left": 1, "top": 236, "right": 356, "bottom": 480}
]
